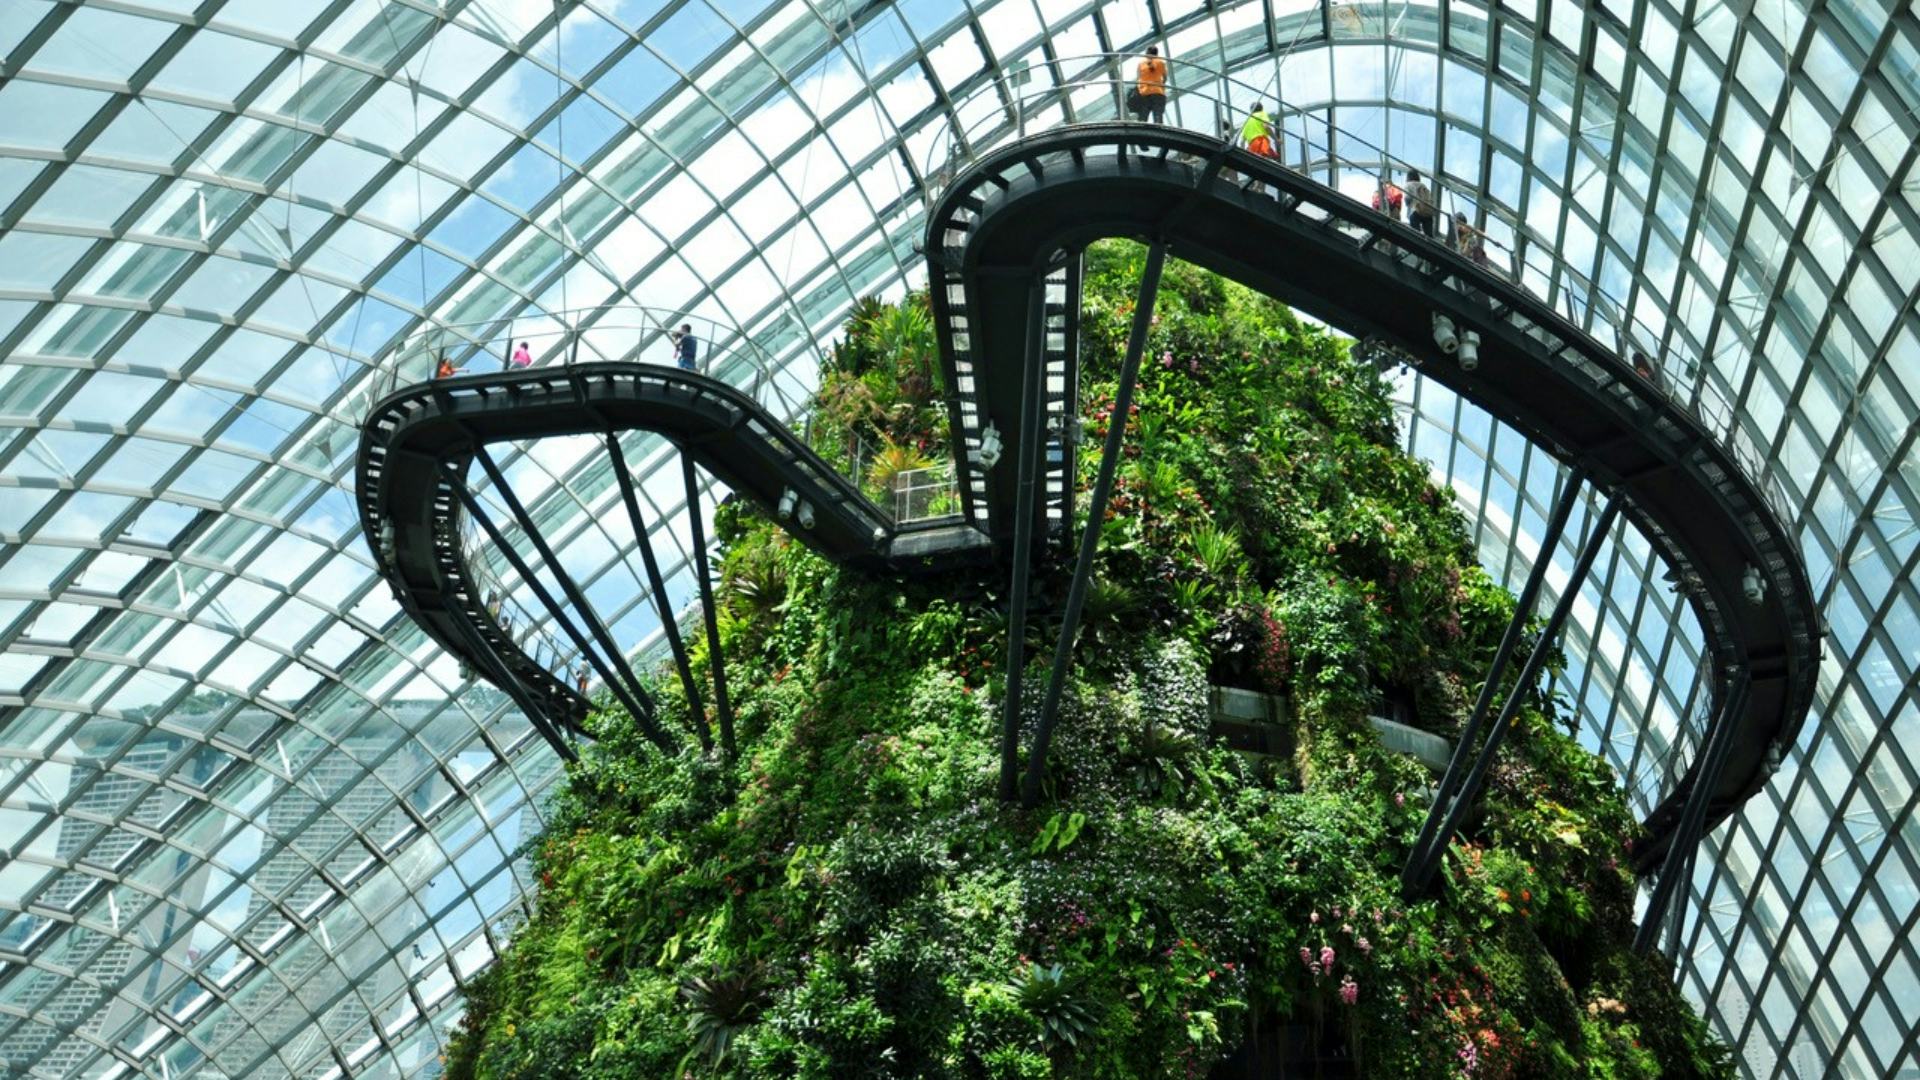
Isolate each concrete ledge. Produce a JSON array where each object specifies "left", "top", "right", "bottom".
[
  {"left": 1367, "top": 714, "right": 1454, "bottom": 772},
  {"left": 1204, "top": 686, "right": 1454, "bottom": 774}
]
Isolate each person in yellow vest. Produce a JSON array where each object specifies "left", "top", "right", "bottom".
[
  {"left": 1239, "top": 103, "right": 1279, "bottom": 193},
  {"left": 1135, "top": 47, "right": 1168, "bottom": 123},
  {"left": 1241, "top": 103, "right": 1276, "bottom": 159}
]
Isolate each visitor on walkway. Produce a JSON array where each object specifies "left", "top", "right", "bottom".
[
  {"left": 1406, "top": 169, "right": 1437, "bottom": 238},
  {"left": 1241, "top": 104, "right": 1277, "bottom": 195},
  {"left": 510, "top": 341, "right": 533, "bottom": 368},
  {"left": 575, "top": 661, "right": 590, "bottom": 694},
  {"left": 434, "top": 353, "right": 460, "bottom": 379},
  {"left": 672, "top": 323, "right": 698, "bottom": 370},
  {"left": 1134, "top": 47, "right": 1167, "bottom": 124},
  {"left": 1372, "top": 177, "right": 1404, "bottom": 221},
  {"left": 485, "top": 590, "right": 501, "bottom": 621},
  {"left": 1241, "top": 103, "right": 1276, "bottom": 159},
  {"left": 1452, "top": 211, "right": 1475, "bottom": 254},
  {"left": 1632, "top": 351, "right": 1658, "bottom": 381}
]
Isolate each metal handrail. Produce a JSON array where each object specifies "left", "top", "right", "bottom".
[{"left": 921, "top": 55, "right": 1796, "bottom": 543}]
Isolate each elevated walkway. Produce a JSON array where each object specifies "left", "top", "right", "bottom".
[{"left": 359, "top": 122, "right": 1816, "bottom": 879}]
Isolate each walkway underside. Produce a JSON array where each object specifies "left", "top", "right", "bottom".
[{"left": 359, "top": 126, "right": 1817, "bottom": 880}]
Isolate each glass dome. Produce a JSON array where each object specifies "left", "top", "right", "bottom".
[{"left": 0, "top": 2, "right": 1912, "bottom": 1077}]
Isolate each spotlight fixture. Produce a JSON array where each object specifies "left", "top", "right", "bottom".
[
  {"left": 1742, "top": 564, "right": 1766, "bottom": 606},
  {"left": 976, "top": 422, "right": 1003, "bottom": 470},
  {"left": 1457, "top": 330, "right": 1481, "bottom": 372},
  {"left": 797, "top": 501, "right": 816, "bottom": 530},
  {"left": 1431, "top": 312, "right": 1459, "bottom": 355},
  {"left": 777, "top": 487, "right": 798, "bottom": 521}
]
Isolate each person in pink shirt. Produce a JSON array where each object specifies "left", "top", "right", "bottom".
[{"left": 509, "top": 341, "right": 533, "bottom": 368}]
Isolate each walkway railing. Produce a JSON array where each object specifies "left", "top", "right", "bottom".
[
  {"left": 365, "top": 306, "right": 809, "bottom": 420},
  {"left": 921, "top": 54, "right": 1795, "bottom": 542}
]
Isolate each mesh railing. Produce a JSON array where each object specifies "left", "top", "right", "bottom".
[
  {"left": 452, "top": 510, "right": 586, "bottom": 695},
  {"left": 893, "top": 463, "right": 962, "bottom": 524},
  {"left": 921, "top": 55, "right": 1795, "bottom": 543},
  {"left": 362, "top": 306, "right": 809, "bottom": 421}
]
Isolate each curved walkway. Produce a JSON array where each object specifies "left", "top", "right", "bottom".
[
  {"left": 354, "top": 364, "right": 988, "bottom": 733},
  {"left": 923, "top": 124, "right": 1819, "bottom": 867},
  {"left": 358, "top": 125, "right": 1817, "bottom": 870}
]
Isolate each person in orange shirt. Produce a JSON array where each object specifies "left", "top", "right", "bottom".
[{"left": 1135, "top": 46, "right": 1168, "bottom": 124}]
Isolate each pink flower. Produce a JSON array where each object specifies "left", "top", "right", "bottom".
[
  {"left": 1394, "top": 791, "right": 1406, "bottom": 807},
  {"left": 1320, "top": 945, "right": 1336, "bottom": 969},
  {"left": 1357, "top": 936, "right": 1372, "bottom": 955},
  {"left": 1298, "top": 946, "right": 1313, "bottom": 968},
  {"left": 1309, "top": 911, "right": 1320, "bottom": 924},
  {"left": 1338, "top": 974, "right": 1359, "bottom": 1005}
]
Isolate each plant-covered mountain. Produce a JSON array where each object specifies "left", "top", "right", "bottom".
[{"left": 443, "top": 242, "right": 1731, "bottom": 1080}]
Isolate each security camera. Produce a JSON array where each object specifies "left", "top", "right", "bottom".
[
  {"left": 1432, "top": 313, "right": 1459, "bottom": 355},
  {"left": 1458, "top": 330, "right": 1480, "bottom": 371},
  {"left": 797, "top": 501, "right": 816, "bottom": 530},
  {"left": 1763, "top": 742, "right": 1784, "bottom": 777},
  {"left": 976, "top": 423, "right": 1003, "bottom": 470},
  {"left": 378, "top": 522, "right": 396, "bottom": 561},
  {"left": 1742, "top": 564, "right": 1766, "bottom": 605},
  {"left": 777, "top": 487, "right": 798, "bottom": 521}
]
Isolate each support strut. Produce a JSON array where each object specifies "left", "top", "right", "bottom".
[
  {"left": 1403, "top": 493, "right": 1621, "bottom": 897},
  {"left": 1021, "top": 243, "right": 1166, "bottom": 807},
  {"left": 607, "top": 433, "right": 708, "bottom": 739},
  {"left": 997, "top": 276, "right": 1053, "bottom": 802},
  {"left": 1403, "top": 469, "right": 1585, "bottom": 894},
  {"left": 1633, "top": 678, "right": 1747, "bottom": 955},
  {"left": 682, "top": 451, "right": 736, "bottom": 758},
  {"left": 450, "top": 465, "right": 675, "bottom": 753}
]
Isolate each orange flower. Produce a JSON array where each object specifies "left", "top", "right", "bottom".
[{"left": 1496, "top": 888, "right": 1509, "bottom": 902}]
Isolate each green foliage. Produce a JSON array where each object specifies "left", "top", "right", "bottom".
[
  {"left": 1011, "top": 964, "right": 1099, "bottom": 1048},
  {"left": 447, "top": 243, "right": 1731, "bottom": 1080},
  {"left": 681, "top": 963, "right": 771, "bottom": 1069}
]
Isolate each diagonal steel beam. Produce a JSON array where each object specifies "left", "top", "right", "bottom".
[
  {"left": 1404, "top": 495, "right": 1622, "bottom": 896},
  {"left": 1403, "top": 468, "right": 1585, "bottom": 893},
  {"left": 1634, "top": 678, "right": 1748, "bottom": 956},
  {"left": 456, "top": 453, "right": 675, "bottom": 753},
  {"left": 681, "top": 451, "right": 735, "bottom": 758},
  {"left": 606, "top": 433, "right": 709, "bottom": 740},
  {"left": 997, "top": 275, "right": 1053, "bottom": 802},
  {"left": 1022, "top": 242, "right": 1167, "bottom": 807}
]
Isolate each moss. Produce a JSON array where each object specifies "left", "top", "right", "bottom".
[{"left": 446, "top": 241, "right": 1731, "bottom": 1079}]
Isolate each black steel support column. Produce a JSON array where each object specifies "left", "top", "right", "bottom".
[
  {"left": 1404, "top": 495, "right": 1621, "bottom": 896},
  {"left": 607, "top": 433, "right": 708, "bottom": 734},
  {"left": 1634, "top": 679, "right": 1747, "bottom": 955},
  {"left": 682, "top": 451, "right": 735, "bottom": 758},
  {"left": 450, "top": 470, "right": 675, "bottom": 753},
  {"left": 997, "top": 277, "right": 1053, "bottom": 802},
  {"left": 1020, "top": 243, "right": 1166, "bottom": 807},
  {"left": 473, "top": 448, "right": 679, "bottom": 746},
  {"left": 1403, "top": 470, "right": 1585, "bottom": 895}
]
